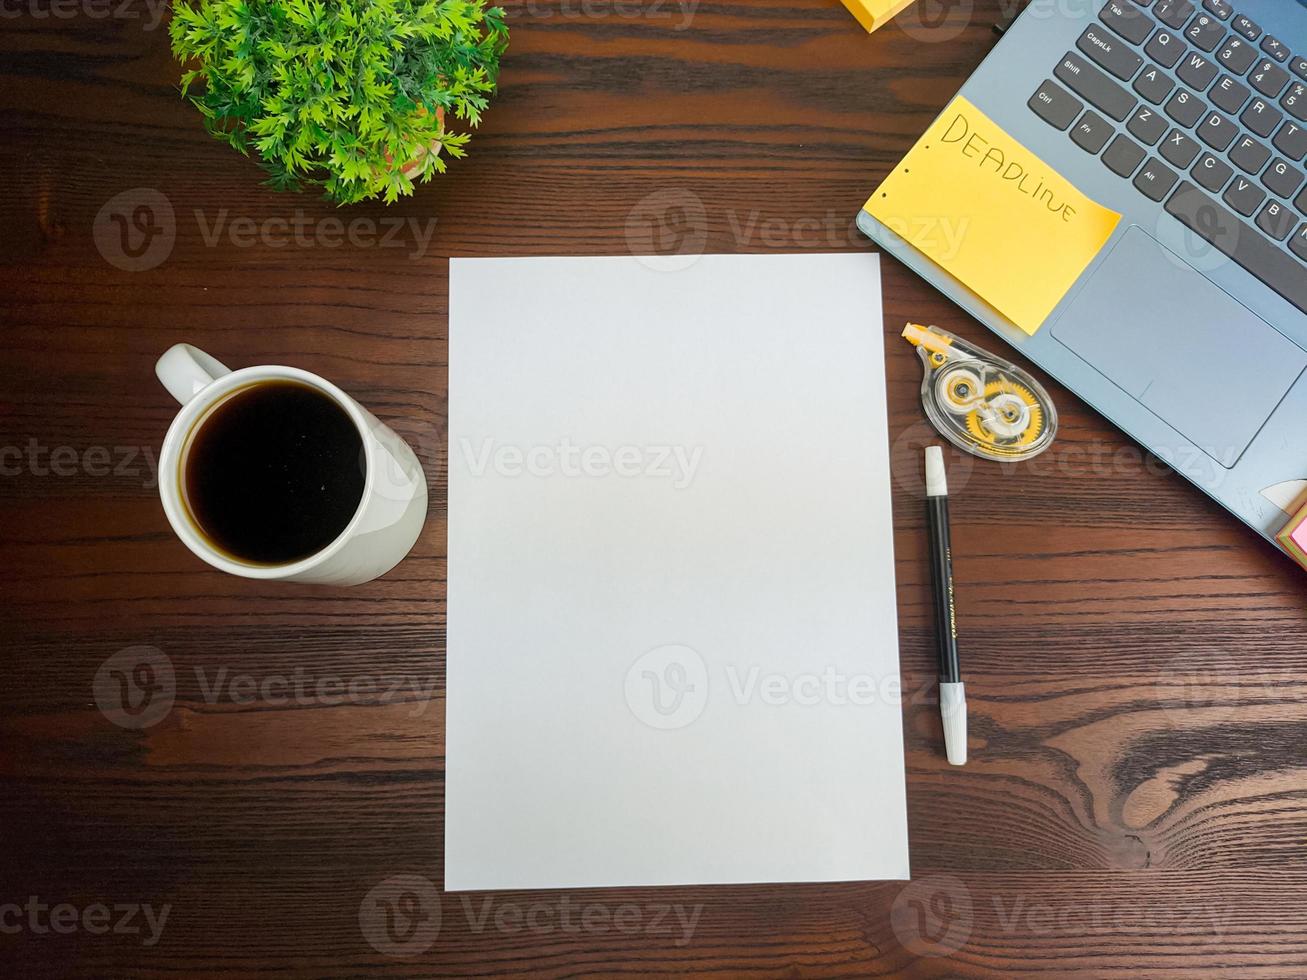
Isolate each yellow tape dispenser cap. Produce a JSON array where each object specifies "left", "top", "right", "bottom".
[{"left": 903, "top": 323, "right": 1057, "bottom": 462}]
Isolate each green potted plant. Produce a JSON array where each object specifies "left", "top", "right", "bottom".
[{"left": 169, "top": 0, "right": 509, "bottom": 204}]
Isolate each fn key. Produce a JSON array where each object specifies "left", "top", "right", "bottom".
[{"left": 1029, "top": 80, "right": 1083, "bottom": 130}]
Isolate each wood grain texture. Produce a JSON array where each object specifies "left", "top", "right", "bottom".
[{"left": 3, "top": 0, "right": 1307, "bottom": 975}]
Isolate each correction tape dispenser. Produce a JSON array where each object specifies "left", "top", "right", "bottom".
[{"left": 903, "top": 323, "right": 1057, "bottom": 462}]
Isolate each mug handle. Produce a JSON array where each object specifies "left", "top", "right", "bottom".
[{"left": 156, "top": 344, "right": 232, "bottom": 405}]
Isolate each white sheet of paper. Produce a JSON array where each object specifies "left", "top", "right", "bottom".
[{"left": 446, "top": 253, "right": 908, "bottom": 890}]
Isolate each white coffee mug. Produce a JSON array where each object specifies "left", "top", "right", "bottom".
[{"left": 155, "top": 344, "right": 428, "bottom": 585}]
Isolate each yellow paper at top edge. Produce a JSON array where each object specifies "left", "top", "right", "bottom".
[
  {"left": 864, "top": 95, "right": 1121, "bottom": 336},
  {"left": 1277, "top": 500, "right": 1307, "bottom": 570},
  {"left": 839, "top": 0, "right": 919, "bottom": 33}
]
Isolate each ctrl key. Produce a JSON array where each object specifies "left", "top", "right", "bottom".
[{"left": 1029, "top": 79, "right": 1083, "bottom": 131}]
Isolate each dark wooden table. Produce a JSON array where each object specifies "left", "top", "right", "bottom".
[{"left": 4, "top": 0, "right": 1307, "bottom": 975}]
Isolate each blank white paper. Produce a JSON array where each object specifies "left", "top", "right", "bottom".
[{"left": 446, "top": 253, "right": 907, "bottom": 890}]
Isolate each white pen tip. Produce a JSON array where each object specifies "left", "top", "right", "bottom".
[
  {"left": 940, "top": 682, "right": 967, "bottom": 766},
  {"left": 925, "top": 446, "right": 948, "bottom": 497}
]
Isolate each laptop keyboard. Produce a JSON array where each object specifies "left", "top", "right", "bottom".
[{"left": 1027, "top": 0, "right": 1307, "bottom": 315}]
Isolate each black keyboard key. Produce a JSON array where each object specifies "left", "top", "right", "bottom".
[
  {"left": 1178, "top": 52, "right": 1220, "bottom": 90},
  {"left": 1193, "top": 151, "right": 1233, "bottom": 190},
  {"left": 1260, "top": 36, "right": 1289, "bottom": 64},
  {"left": 1217, "top": 36, "right": 1258, "bottom": 75},
  {"left": 1056, "top": 52, "right": 1137, "bottom": 121},
  {"left": 1185, "top": 13, "right": 1225, "bottom": 52},
  {"left": 1293, "top": 57, "right": 1307, "bottom": 81},
  {"left": 1255, "top": 200, "right": 1297, "bottom": 240},
  {"left": 1029, "top": 80, "right": 1084, "bottom": 130},
  {"left": 1153, "top": 0, "right": 1193, "bottom": 29},
  {"left": 1275, "top": 120, "right": 1307, "bottom": 162},
  {"left": 1232, "top": 14, "right": 1260, "bottom": 42},
  {"left": 1161, "top": 127, "right": 1201, "bottom": 166},
  {"left": 1134, "top": 157, "right": 1179, "bottom": 199},
  {"left": 1147, "top": 29, "right": 1186, "bottom": 69},
  {"left": 1165, "top": 181, "right": 1307, "bottom": 314},
  {"left": 1211, "top": 75, "right": 1250, "bottom": 113},
  {"left": 1128, "top": 105, "right": 1169, "bottom": 144},
  {"left": 1104, "top": 133, "right": 1147, "bottom": 175},
  {"left": 1242, "top": 97, "right": 1283, "bottom": 138},
  {"left": 1197, "top": 110, "right": 1239, "bottom": 150},
  {"left": 1135, "top": 64, "right": 1176, "bottom": 103},
  {"left": 1202, "top": 0, "right": 1231, "bottom": 19},
  {"left": 1100, "top": 1, "right": 1153, "bottom": 44},
  {"left": 1298, "top": 185, "right": 1307, "bottom": 213},
  {"left": 1078, "top": 26, "right": 1144, "bottom": 81},
  {"left": 1251, "top": 60, "right": 1290, "bottom": 98},
  {"left": 1263, "top": 158, "right": 1304, "bottom": 198},
  {"left": 1223, "top": 174, "right": 1265, "bottom": 215},
  {"left": 1284, "top": 82, "right": 1307, "bottom": 123},
  {"left": 1166, "top": 89, "right": 1207, "bottom": 126},
  {"left": 1071, "top": 110, "right": 1115, "bottom": 153},
  {"left": 1290, "top": 223, "right": 1307, "bottom": 262},
  {"left": 1230, "top": 134, "right": 1271, "bottom": 173}
]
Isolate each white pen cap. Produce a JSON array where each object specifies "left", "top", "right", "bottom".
[
  {"left": 925, "top": 445, "right": 948, "bottom": 497},
  {"left": 940, "top": 682, "right": 967, "bottom": 766}
]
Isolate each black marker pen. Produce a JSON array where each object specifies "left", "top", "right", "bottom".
[{"left": 925, "top": 446, "right": 967, "bottom": 765}]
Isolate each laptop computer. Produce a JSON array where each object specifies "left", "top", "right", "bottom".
[{"left": 858, "top": 0, "right": 1307, "bottom": 553}]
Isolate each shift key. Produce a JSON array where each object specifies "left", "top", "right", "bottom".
[{"left": 1056, "top": 51, "right": 1137, "bottom": 121}]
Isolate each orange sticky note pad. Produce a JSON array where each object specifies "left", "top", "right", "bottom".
[
  {"left": 863, "top": 96, "right": 1121, "bottom": 335},
  {"left": 839, "top": 0, "right": 918, "bottom": 32},
  {"left": 1277, "top": 500, "right": 1307, "bottom": 570}
]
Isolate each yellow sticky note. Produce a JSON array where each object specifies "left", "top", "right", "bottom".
[
  {"left": 839, "top": 0, "right": 918, "bottom": 33},
  {"left": 864, "top": 96, "right": 1121, "bottom": 335},
  {"left": 1278, "top": 499, "right": 1307, "bottom": 570}
]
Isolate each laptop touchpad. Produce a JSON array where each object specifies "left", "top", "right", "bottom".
[{"left": 1051, "top": 227, "right": 1306, "bottom": 468}]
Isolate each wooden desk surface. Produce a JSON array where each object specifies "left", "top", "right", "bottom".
[{"left": 3, "top": 0, "right": 1307, "bottom": 975}]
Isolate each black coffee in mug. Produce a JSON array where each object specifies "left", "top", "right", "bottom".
[{"left": 182, "top": 381, "right": 366, "bottom": 565}]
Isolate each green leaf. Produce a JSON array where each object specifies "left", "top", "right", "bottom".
[{"left": 168, "top": 0, "right": 509, "bottom": 203}]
